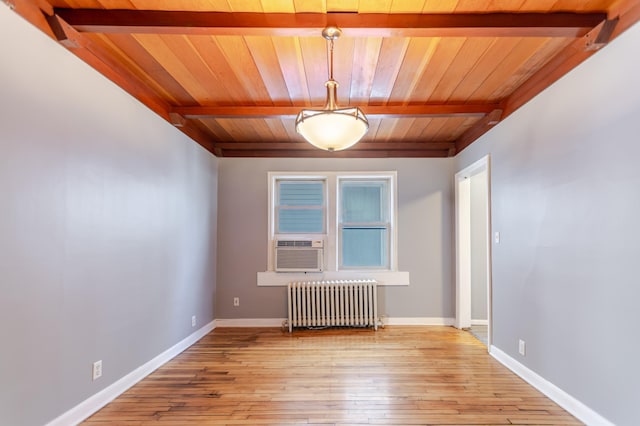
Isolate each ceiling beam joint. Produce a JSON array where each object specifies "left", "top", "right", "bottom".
[
  {"left": 584, "top": 18, "right": 619, "bottom": 51},
  {"left": 44, "top": 13, "right": 81, "bottom": 48},
  {"left": 169, "top": 112, "right": 187, "bottom": 128}
]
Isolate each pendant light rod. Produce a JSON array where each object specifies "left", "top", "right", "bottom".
[
  {"left": 322, "top": 26, "right": 341, "bottom": 81},
  {"left": 328, "top": 38, "right": 334, "bottom": 80}
]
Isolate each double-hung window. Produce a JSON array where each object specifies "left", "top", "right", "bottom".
[
  {"left": 339, "top": 178, "right": 391, "bottom": 269},
  {"left": 269, "top": 172, "right": 396, "bottom": 272}
]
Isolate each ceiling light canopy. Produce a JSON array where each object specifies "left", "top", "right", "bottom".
[{"left": 295, "top": 27, "right": 368, "bottom": 152}]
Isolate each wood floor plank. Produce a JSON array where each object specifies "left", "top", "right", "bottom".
[{"left": 82, "top": 326, "right": 580, "bottom": 425}]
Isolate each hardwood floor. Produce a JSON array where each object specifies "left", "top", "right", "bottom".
[
  {"left": 83, "top": 326, "right": 580, "bottom": 425},
  {"left": 469, "top": 325, "right": 488, "bottom": 347}
]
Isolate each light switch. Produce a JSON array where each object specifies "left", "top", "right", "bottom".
[{"left": 494, "top": 231, "right": 500, "bottom": 244}]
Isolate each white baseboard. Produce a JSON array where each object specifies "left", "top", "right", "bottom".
[
  {"left": 214, "top": 317, "right": 455, "bottom": 327},
  {"left": 215, "top": 318, "right": 286, "bottom": 327},
  {"left": 471, "top": 319, "right": 488, "bottom": 325},
  {"left": 382, "top": 317, "right": 455, "bottom": 326},
  {"left": 45, "top": 320, "right": 216, "bottom": 426},
  {"left": 490, "top": 346, "right": 613, "bottom": 426}
]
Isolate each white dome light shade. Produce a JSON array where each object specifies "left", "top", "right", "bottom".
[
  {"left": 296, "top": 78, "right": 368, "bottom": 151},
  {"left": 295, "top": 107, "right": 369, "bottom": 151}
]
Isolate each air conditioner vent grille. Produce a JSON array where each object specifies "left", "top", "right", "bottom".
[
  {"left": 277, "top": 240, "right": 312, "bottom": 248},
  {"left": 277, "top": 250, "right": 321, "bottom": 270}
]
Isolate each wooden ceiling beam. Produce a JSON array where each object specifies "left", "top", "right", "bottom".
[
  {"left": 53, "top": 9, "right": 607, "bottom": 38},
  {"left": 3, "top": 0, "right": 55, "bottom": 38},
  {"left": 455, "top": 1, "right": 640, "bottom": 155},
  {"left": 171, "top": 104, "right": 500, "bottom": 119},
  {"left": 39, "top": 12, "right": 172, "bottom": 122},
  {"left": 502, "top": 27, "right": 617, "bottom": 120},
  {"left": 5, "top": 0, "right": 53, "bottom": 18},
  {"left": 218, "top": 149, "right": 450, "bottom": 158},
  {"left": 455, "top": 109, "right": 503, "bottom": 153},
  {"left": 214, "top": 142, "right": 455, "bottom": 151},
  {"left": 34, "top": 8, "right": 221, "bottom": 155},
  {"left": 607, "top": 0, "right": 640, "bottom": 40},
  {"left": 178, "top": 123, "right": 218, "bottom": 154}
]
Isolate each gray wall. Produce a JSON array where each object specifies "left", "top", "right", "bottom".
[
  {"left": 470, "top": 171, "right": 488, "bottom": 321},
  {"left": 456, "top": 22, "right": 640, "bottom": 426},
  {"left": 216, "top": 158, "right": 455, "bottom": 320},
  {"left": 6, "top": 1, "right": 638, "bottom": 424},
  {"left": 0, "top": 8, "right": 218, "bottom": 426}
]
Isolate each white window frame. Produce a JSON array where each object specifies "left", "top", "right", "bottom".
[
  {"left": 337, "top": 176, "right": 394, "bottom": 271},
  {"left": 267, "top": 173, "right": 329, "bottom": 271},
  {"left": 266, "top": 171, "right": 398, "bottom": 276}
]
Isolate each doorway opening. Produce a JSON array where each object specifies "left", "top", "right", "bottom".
[{"left": 455, "top": 155, "right": 492, "bottom": 348}]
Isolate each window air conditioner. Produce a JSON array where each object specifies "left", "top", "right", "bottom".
[{"left": 275, "top": 240, "right": 323, "bottom": 272}]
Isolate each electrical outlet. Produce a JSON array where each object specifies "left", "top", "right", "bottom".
[
  {"left": 92, "top": 360, "right": 102, "bottom": 381},
  {"left": 519, "top": 339, "right": 526, "bottom": 356},
  {"left": 191, "top": 315, "right": 196, "bottom": 327},
  {"left": 233, "top": 297, "right": 240, "bottom": 307}
]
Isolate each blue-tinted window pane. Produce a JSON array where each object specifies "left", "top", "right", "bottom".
[
  {"left": 341, "top": 182, "right": 386, "bottom": 222},
  {"left": 342, "top": 227, "right": 387, "bottom": 268},
  {"left": 279, "top": 181, "right": 323, "bottom": 206},
  {"left": 277, "top": 180, "right": 324, "bottom": 233},
  {"left": 278, "top": 209, "right": 323, "bottom": 233}
]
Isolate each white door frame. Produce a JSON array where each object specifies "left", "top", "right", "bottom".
[{"left": 455, "top": 155, "right": 492, "bottom": 347}]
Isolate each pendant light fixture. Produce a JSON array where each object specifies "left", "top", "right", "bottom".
[{"left": 295, "top": 26, "right": 369, "bottom": 151}]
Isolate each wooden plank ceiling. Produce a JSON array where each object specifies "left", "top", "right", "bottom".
[{"left": 9, "top": 0, "right": 640, "bottom": 158}]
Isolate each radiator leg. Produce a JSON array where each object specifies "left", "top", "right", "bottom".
[
  {"left": 288, "top": 284, "right": 292, "bottom": 333},
  {"left": 373, "top": 282, "right": 378, "bottom": 331}
]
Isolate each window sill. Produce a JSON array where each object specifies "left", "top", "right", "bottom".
[{"left": 257, "top": 271, "right": 410, "bottom": 286}]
